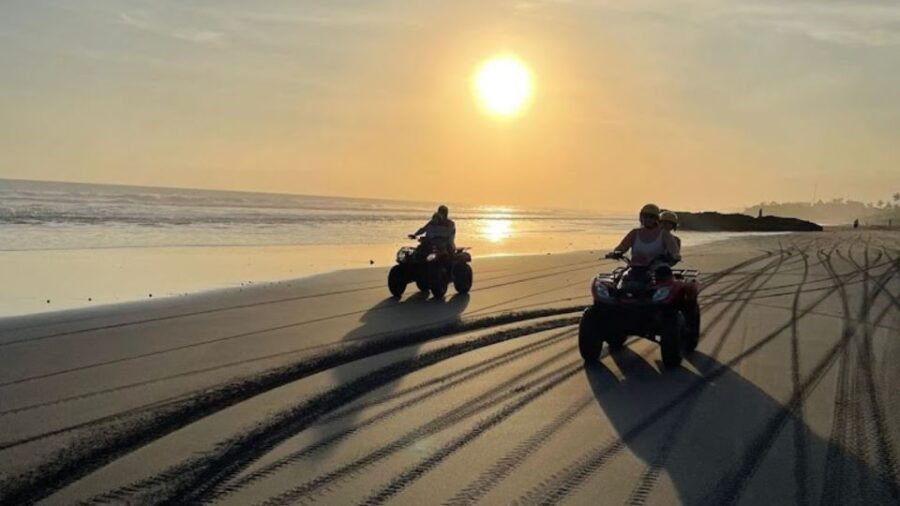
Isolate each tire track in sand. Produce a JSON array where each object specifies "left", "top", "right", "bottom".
[
  {"left": 0, "top": 309, "right": 580, "bottom": 505},
  {"left": 512, "top": 241, "right": 894, "bottom": 505},
  {"left": 621, "top": 245, "right": 798, "bottom": 506},
  {"left": 703, "top": 243, "right": 900, "bottom": 506}
]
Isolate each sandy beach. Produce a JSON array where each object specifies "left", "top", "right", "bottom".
[{"left": 1, "top": 230, "right": 898, "bottom": 504}]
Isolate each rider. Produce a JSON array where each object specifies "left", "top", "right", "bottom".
[
  {"left": 607, "top": 203, "right": 681, "bottom": 267},
  {"left": 410, "top": 205, "right": 456, "bottom": 252},
  {"left": 660, "top": 210, "right": 681, "bottom": 250}
]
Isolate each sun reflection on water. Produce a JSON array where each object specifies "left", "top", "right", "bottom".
[{"left": 482, "top": 219, "right": 512, "bottom": 242}]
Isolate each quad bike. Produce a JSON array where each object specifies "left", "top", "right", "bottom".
[
  {"left": 578, "top": 253, "right": 700, "bottom": 368},
  {"left": 388, "top": 237, "right": 473, "bottom": 298}
]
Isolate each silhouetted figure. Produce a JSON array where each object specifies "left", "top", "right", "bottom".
[
  {"left": 853, "top": 218, "right": 859, "bottom": 229},
  {"left": 758, "top": 208, "right": 763, "bottom": 218}
]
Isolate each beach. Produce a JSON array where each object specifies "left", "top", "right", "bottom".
[{"left": 2, "top": 229, "right": 898, "bottom": 504}]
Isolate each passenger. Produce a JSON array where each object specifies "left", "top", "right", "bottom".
[
  {"left": 660, "top": 210, "right": 681, "bottom": 250},
  {"left": 607, "top": 203, "right": 681, "bottom": 267}
]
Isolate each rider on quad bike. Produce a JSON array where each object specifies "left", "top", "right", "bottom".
[
  {"left": 579, "top": 203, "right": 700, "bottom": 368},
  {"left": 409, "top": 205, "right": 456, "bottom": 252},
  {"left": 388, "top": 205, "right": 473, "bottom": 298},
  {"left": 607, "top": 203, "right": 680, "bottom": 269}
]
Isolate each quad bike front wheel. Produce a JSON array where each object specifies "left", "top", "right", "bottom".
[
  {"left": 452, "top": 263, "right": 473, "bottom": 294},
  {"left": 429, "top": 264, "right": 450, "bottom": 298},
  {"left": 578, "top": 306, "right": 604, "bottom": 362},
  {"left": 388, "top": 265, "right": 407, "bottom": 297},
  {"left": 660, "top": 310, "right": 685, "bottom": 368},
  {"left": 415, "top": 277, "right": 429, "bottom": 292},
  {"left": 606, "top": 331, "right": 627, "bottom": 351}
]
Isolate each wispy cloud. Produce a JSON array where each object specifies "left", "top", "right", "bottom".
[
  {"left": 733, "top": 2, "right": 900, "bottom": 47},
  {"left": 118, "top": 12, "right": 227, "bottom": 47},
  {"left": 563, "top": 0, "right": 900, "bottom": 47}
]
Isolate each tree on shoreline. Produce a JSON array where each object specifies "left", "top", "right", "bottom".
[{"left": 744, "top": 191, "right": 900, "bottom": 224}]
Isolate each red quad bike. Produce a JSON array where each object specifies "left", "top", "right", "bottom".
[
  {"left": 578, "top": 253, "right": 701, "bottom": 368},
  {"left": 388, "top": 237, "right": 473, "bottom": 298}
]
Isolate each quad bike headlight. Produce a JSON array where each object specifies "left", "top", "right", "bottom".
[
  {"left": 426, "top": 253, "right": 437, "bottom": 262},
  {"left": 652, "top": 286, "right": 671, "bottom": 302},
  {"left": 396, "top": 250, "right": 407, "bottom": 263},
  {"left": 592, "top": 279, "right": 611, "bottom": 300}
]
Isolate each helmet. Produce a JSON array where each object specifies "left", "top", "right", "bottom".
[
  {"left": 660, "top": 210, "right": 678, "bottom": 226},
  {"left": 639, "top": 203, "right": 660, "bottom": 218},
  {"left": 437, "top": 205, "right": 449, "bottom": 218}
]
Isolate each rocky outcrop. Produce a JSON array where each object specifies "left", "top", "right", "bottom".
[{"left": 676, "top": 212, "right": 823, "bottom": 232}]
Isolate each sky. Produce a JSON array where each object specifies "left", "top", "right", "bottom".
[{"left": 1, "top": 0, "right": 898, "bottom": 212}]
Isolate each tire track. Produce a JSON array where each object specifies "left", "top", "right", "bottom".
[
  {"left": 851, "top": 245, "right": 900, "bottom": 499},
  {"left": 439, "top": 250, "right": 794, "bottom": 506},
  {"left": 313, "top": 328, "right": 575, "bottom": 426},
  {"left": 198, "top": 331, "right": 578, "bottom": 503},
  {"left": 89, "top": 338, "right": 580, "bottom": 505},
  {"left": 820, "top": 243, "right": 859, "bottom": 505},
  {"left": 0, "top": 256, "right": 602, "bottom": 348},
  {"left": 88, "top": 322, "right": 584, "bottom": 505},
  {"left": 849, "top": 243, "right": 874, "bottom": 505},
  {"left": 790, "top": 249, "right": 811, "bottom": 505},
  {"left": 356, "top": 377, "right": 590, "bottom": 505},
  {"left": 1, "top": 261, "right": 616, "bottom": 388},
  {"left": 0, "top": 309, "right": 580, "bottom": 505},
  {"left": 620, "top": 245, "right": 797, "bottom": 505},
  {"left": 702, "top": 244, "right": 900, "bottom": 506},
  {"left": 441, "top": 396, "right": 595, "bottom": 506},
  {"left": 248, "top": 363, "right": 585, "bottom": 506},
  {"left": 512, "top": 243, "right": 896, "bottom": 505}
]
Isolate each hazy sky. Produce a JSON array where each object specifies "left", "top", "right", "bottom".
[{"left": 1, "top": 0, "right": 898, "bottom": 211}]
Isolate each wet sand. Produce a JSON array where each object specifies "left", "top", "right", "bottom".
[{"left": 1, "top": 230, "right": 898, "bottom": 504}]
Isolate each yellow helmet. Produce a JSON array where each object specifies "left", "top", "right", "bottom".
[
  {"left": 660, "top": 210, "right": 678, "bottom": 225},
  {"left": 639, "top": 203, "right": 660, "bottom": 217}
]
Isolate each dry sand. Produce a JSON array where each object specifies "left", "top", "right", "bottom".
[{"left": 1, "top": 230, "right": 898, "bottom": 504}]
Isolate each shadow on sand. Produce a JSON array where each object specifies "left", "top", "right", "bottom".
[
  {"left": 582, "top": 347, "right": 898, "bottom": 505},
  {"left": 311, "top": 291, "right": 470, "bottom": 460}
]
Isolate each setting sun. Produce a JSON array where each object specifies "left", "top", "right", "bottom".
[{"left": 473, "top": 56, "right": 533, "bottom": 117}]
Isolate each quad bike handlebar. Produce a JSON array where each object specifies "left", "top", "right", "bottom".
[{"left": 603, "top": 251, "right": 630, "bottom": 263}]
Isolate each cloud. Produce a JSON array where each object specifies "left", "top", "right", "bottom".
[
  {"left": 563, "top": 0, "right": 900, "bottom": 47},
  {"left": 118, "top": 12, "right": 227, "bottom": 47}
]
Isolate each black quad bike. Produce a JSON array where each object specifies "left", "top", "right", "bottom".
[
  {"left": 388, "top": 237, "right": 473, "bottom": 298},
  {"left": 578, "top": 253, "right": 701, "bottom": 368}
]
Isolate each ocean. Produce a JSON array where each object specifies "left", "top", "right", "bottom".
[
  {"left": 0, "top": 179, "right": 733, "bottom": 316},
  {"left": 1, "top": 178, "right": 632, "bottom": 252}
]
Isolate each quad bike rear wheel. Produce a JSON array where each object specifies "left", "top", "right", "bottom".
[
  {"left": 682, "top": 302, "right": 700, "bottom": 354},
  {"left": 388, "top": 265, "right": 407, "bottom": 297},
  {"left": 452, "top": 263, "right": 473, "bottom": 294},
  {"left": 429, "top": 264, "right": 450, "bottom": 298},
  {"left": 578, "top": 306, "right": 604, "bottom": 362},
  {"left": 660, "top": 310, "right": 684, "bottom": 368}
]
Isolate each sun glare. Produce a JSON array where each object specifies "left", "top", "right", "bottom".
[
  {"left": 473, "top": 56, "right": 533, "bottom": 117},
  {"left": 482, "top": 219, "right": 513, "bottom": 242}
]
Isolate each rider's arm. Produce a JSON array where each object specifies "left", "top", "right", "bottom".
[
  {"left": 413, "top": 223, "right": 429, "bottom": 236},
  {"left": 613, "top": 229, "right": 636, "bottom": 254}
]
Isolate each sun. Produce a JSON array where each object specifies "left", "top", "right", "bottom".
[{"left": 473, "top": 56, "right": 533, "bottom": 117}]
